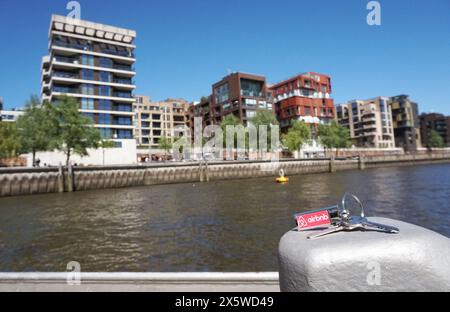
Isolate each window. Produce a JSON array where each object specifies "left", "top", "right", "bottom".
[
  {"left": 116, "top": 117, "right": 132, "bottom": 125},
  {"left": 214, "top": 83, "right": 229, "bottom": 103},
  {"left": 99, "top": 100, "right": 111, "bottom": 111},
  {"left": 99, "top": 114, "right": 111, "bottom": 125},
  {"left": 81, "top": 69, "right": 94, "bottom": 80},
  {"left": 82, "top": 112, "right": 94, "bottom": 122},
  {"left": 81, "top": 98, "right": 94, "bottom": 110},
  {"left": 81, "top": 55, "right": 94, "bottom": 66},
  {"left": 99, "top": 86, "right": 111, "bottom": 96},
  {"left": 99, "top": 57, "right": 113, "bottom": 68},
  {"left": 240, "top": 79, "right": 263, "bottom": 97},
  {"left": 100, "top": 71, "right": 111, "bottom": 82},
  {"left": 81, "top": 84, "right": 94, "bottom": 95},
  {"left": 117, "top": 130, "right": 133, "bottom": 139},
  {"left": 99, "top": 128, "right": 112, "bottom": 139}
]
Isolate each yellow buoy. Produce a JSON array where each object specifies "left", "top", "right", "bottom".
[{"left": 276, "top": 169, "right": 289, "bottom": 183}]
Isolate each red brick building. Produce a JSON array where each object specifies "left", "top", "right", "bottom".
[{"left": 270, "top": 72, "right": 335, "bottom": 131}]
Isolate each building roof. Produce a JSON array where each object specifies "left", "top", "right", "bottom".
[{"left": 49, "top": 15, "right": 136, "bottom": 44}]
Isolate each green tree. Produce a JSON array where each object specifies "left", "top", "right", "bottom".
[
  {"left": 318, "top": 121, "right": 352, "bottom": 156},
  {"left": 0, "top": 122, "right": 21, "bottom": 159},
  {"left": 220, "top": 114, "right": 243, "bottom": 148},
  {"left": 158, "top": 136, "right": 173, "bottom": 160},
  {"left": 282, "top": 121, "right": 311, "bottom": 154},
  {"left": 250, "top": 109, "right": 279, "bottom": 150},
  {"left": 16, "top": 95, "right": 57, "bottom": 166},
  {"left": 52, "top": 96, "right": 102, "bottom": 166},
  {"left": 427, "top": 130, "right": 445, "bottom": 148}
]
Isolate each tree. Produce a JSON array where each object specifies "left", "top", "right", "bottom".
[
  {"left": 282, "top": 121, "right": 311, "bottom": 154},
  {"left": 250, "top": 109, "right": 279, "bottom": 150},
  {"left": 318, "top": 121, "right": 352, "bottom": 156},
  {"left": 52, "top": 96, "right": 102, "bottom": 166},
  {"left": 0, "top": 122, "right": 21, "bottom": 160},
  {"left": 220, "top": 114, "right": 243, "bottom": 148},
  {"left": 158, "top": 136, "right": 172, "bottom": 160},
  {"left": 16, "top": 95, "right": 57, "bottom": 166},
  {"left": 427, "top": 130, "right": 445, "bottom": 148}
]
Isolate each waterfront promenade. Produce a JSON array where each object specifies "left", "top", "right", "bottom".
[{"left": 1, "top": 152, "right": 450, "bottom": 198}]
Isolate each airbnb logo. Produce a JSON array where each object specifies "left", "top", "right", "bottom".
[{"left": 296, "top": 210, "right": 331, "bottom": 230}]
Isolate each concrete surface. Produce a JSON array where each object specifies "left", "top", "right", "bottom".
[{"left": 279, "top": 217, "right": 450, "bottom": 292}]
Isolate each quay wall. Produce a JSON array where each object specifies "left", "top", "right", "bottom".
[{"left": 1, "top": 153, "right": 449, "bottom": 198}]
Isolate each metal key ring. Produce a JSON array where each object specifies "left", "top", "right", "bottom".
[{"left": 340, "top": 192, "right": 365, "bottom": 220}]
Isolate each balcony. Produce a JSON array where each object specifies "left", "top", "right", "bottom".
[
  {"left": 113, "top": 78, "right": 134, "bottom": 85},
  {"left": 53, "top": 71, "right": 80, "bottom": 79},
  {"left": 53, "top": 56, "right": 79, "bottom": 65},
  {"left": 113, "top": 64, "right": 135, "bottom": 72},
  {"left": 53, "top": 86, "right": 79, "bottom": 94},
  {"left": 113, "top": 92, "right": 133, "bottom": 98},
  {"left": 53, "top": 38, "right": 135, "bottom": 59}
]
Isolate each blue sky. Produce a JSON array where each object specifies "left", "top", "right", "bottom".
[{"left": 0, "top": 0, "right": 449, "bottom": 114}]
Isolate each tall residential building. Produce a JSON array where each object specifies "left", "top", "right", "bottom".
[
  {"left": 420, "top": 113, "right": 450, "bottom": 147},
  {"left": 270, "top": 72, "right": 335, "bottom": 131},
  {"left": 0, "top": 97, "right": 3, "bottom": 121},
  {"left": 189, "top": 72, "right": 274, "bottom": 132},
  {"left": 133, "top": 95, "right": 190, "bottom": 150},
  {"left": 336, "top": 97, "right": 395, "bottom": 148},
  {"left": 388, "top": 95, "right": 421, "bottom": 151},
  {"left": 0, "top": 109, "right": 24, "bottom": 123},
  {"left": 41, "top": 15, "right": 136, "bottom": 144}
]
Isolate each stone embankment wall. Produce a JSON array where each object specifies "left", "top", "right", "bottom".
[{"left": 1, "top": 153, "right": 449, "bottom": 198}]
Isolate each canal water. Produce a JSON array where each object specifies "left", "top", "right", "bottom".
[{"left": 0, "top": 163, "right": 449, "bottom": 272}]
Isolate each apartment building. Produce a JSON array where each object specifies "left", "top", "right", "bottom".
[
  {"left": 420, "top": 113, "right": 450, "bottom": 147},
  {"left": 41, "top": 15, "right": 136, "bottom": 143},
  {"left": 389, "top": 95, "right": 421, "bottom": 151},
  {"left": 270, "top": 72, "right": 335, "bottom": 132},
  {"left": 0, "top": 109, "right": 23, "bottom": 123},
  {"left": 336, "top": 97, "right": 395, "bottom": 148},
  {"left": 133, "top": 95, "right": 190, "bottom": 151},
  {"left": 188, "top": 72, "right": 274, "bottom": 132}
]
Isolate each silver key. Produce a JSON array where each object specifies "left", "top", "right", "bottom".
[{"left": 307, "top": 193, "right": 399, "bottom": 239}]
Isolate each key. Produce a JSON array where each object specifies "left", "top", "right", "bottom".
[
  {"left": 307, "top": 225, "right": 346, "bottom": 239},
  {"left": 361, "top": 218, "right": 400, "bottom": 234}
]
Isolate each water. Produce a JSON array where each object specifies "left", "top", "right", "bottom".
[{"left": 0, "top": 163, "right": 449, "bottom": 272}]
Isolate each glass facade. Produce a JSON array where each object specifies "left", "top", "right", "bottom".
[
  {"left": 81, "top": 55, "right": 94, "bottom": 66},
  {"left": 81, "top": 98, "right": 94, "bottom": 110},
  {"left": 215, "top": 83, "right": 229, "bottom": 103},
  {"left": 240, "top": 79, "right": 263, "bottom": 97},
  {"left": 99, "top": 100, "right": 111, "bottom": 111}
]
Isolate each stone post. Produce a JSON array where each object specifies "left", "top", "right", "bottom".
[
  {"left": 57, "top": 163, "right": 64, "bottom": 193},
  {"left": 358, "top": 153, "right": 365, "bottom": 170},
  {"left": 67, "top": 163, "right": 74, "bottom": 192},
  {"left": 329, "top": 153, "right": 336, "bottom": 173},
  {"left": 205, "top": 160, "right": 210, "bottom": 182},
  {"left": 278, "top": 218, "right": 450, "bottom": 292},
  {"left": 199, "top": 160, "right": 204, "bottom": 182}
]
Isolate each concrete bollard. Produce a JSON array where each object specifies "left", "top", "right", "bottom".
[
  {"left": 57, "top": 163, "right": 64, "bottom": 193},
  {"left": 329, "top": 155, "right": 336, "bottom": 173},
  {"left": 278, "top": 218, "right": 450, "bottom": 292},
  {"left": 358, "top": 153, "right": 365, "bottom": 170},
  {"left": 67, "top": 164, "right": 74, "bottom": 192}
]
